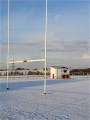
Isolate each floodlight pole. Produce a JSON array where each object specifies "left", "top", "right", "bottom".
[
  {"left": 44, "top": 0, "right": 48, "bottom": 94},
  {"left": 7, "top": 0, "right": 10, "bottom": 89}
]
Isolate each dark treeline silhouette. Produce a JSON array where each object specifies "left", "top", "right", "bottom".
[{"left": 70, "top": 68, "right": 90, "bottom": 75}]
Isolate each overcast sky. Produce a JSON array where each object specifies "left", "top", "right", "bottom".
[{"left": 0, "top": 0, "right": 89, "bottom": 69}]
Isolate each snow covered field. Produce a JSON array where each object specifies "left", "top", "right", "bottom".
[{"left": 0, "top": 76, "right": 90, "bottom": 120}]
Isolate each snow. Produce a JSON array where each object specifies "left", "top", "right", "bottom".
[{"left": 0, "top": 76, "right": 90, "bottom": 120}]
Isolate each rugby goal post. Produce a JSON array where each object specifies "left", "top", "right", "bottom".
[{"left": 7, "top": 0, "right": 48, "bottom": 94}]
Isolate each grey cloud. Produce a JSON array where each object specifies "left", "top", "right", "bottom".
[
  {"left": 1, "top": 41, "right": 44, "bottom": 46},
  {"left": 46, "top": 39, "right": 89, "bottom": 53},
  {"left": 2, "top": 39, "right": 88, "bottom": 54},
  {"left": 63, "top": 40, "right": 89, "bottom": 52}
]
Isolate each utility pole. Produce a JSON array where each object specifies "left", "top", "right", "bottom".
[{"left": 11, "top": 59, "right": 15, "bottom": 75}]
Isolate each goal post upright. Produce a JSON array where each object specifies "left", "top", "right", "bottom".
[
  {"left": 44, "top": 0, "right": 48, "bottom": 94},
  {"left": 7, "top": 0, "right": 10, "bottom": 89}
]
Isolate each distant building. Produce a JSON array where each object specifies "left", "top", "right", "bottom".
[
  {"left": 50, "top": 66, "right": 70, "bottom": 79},
  {"left": 0, "top": 70, "right": 7, "bottom": 76},
  {"left": 0, "top": 68, "right": 50, "bottom": 76}
]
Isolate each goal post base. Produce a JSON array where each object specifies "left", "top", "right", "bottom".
[{"left": 7, "top": 88, "right": 9, "bottom": 90}]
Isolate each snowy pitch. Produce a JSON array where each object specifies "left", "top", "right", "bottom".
[{"left": 0, "top": 76, "right": 90, "bottom": 120}]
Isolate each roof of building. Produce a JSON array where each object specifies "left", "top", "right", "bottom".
[{"left": 51, "top": 66, "right": 69, "bottom": 69}]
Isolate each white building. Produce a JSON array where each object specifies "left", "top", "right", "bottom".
[
  {"left": 50, "top": 66, "right": 70, "bottom": 79},
  {"left": 0, "top": 70, "right": 7, "bottom": 76}
]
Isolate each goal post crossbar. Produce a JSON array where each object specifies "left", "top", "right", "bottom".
[{"left": 9, "top": 59, "right": 45, "bottom": 63}]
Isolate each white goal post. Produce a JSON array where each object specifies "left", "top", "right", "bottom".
[{"left": 7, "top": 0, "right": 48, "bottom": 94}]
